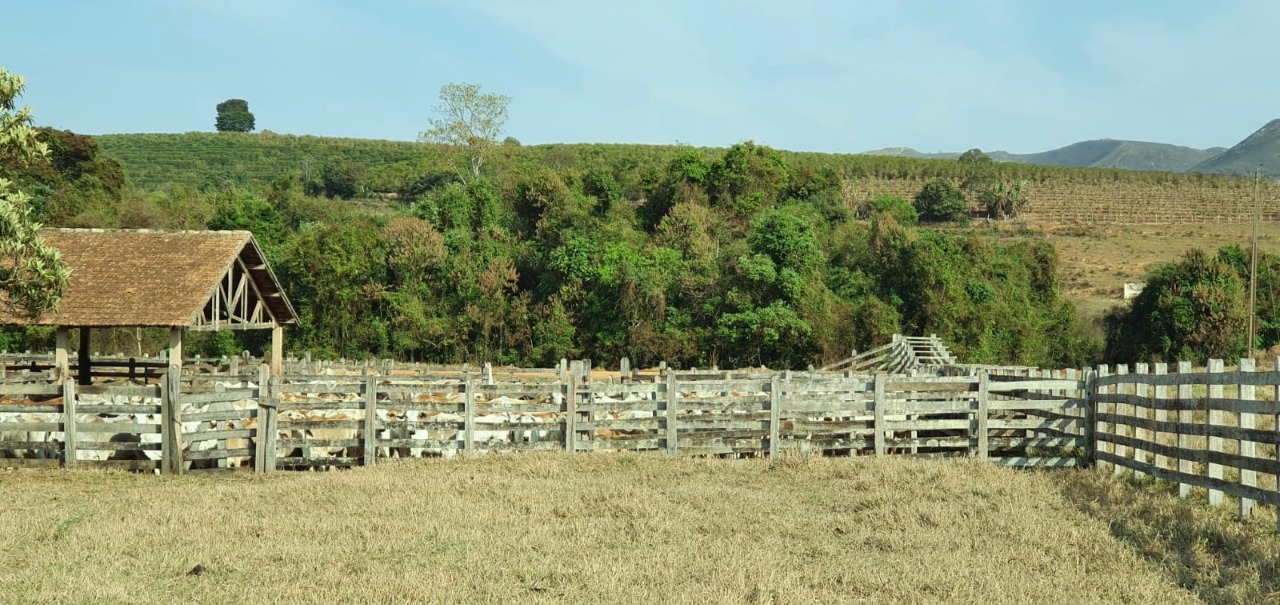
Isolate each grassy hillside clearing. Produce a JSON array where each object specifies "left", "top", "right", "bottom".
[{"left": 6, "top": 454, "right": 1271, "bottom": 604}]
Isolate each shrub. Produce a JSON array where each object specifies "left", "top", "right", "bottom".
[
  {"left": 913, "top": 178, "right": 966, "bottom": 222},
  {"left": 869, "top": 194, "right": 918, "bottom": 226}
]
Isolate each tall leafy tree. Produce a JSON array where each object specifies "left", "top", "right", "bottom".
[
  {"left": 0, "top": 68, "right": 70, "bottom": 319},
  {"left": 215, "top": 98, "right": 255, "bottom": 132},
  {"left": 419, "top": 83, "right": 510, "bottom": 183}
]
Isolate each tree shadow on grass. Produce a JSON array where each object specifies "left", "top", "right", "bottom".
[{"left": 1056, "top": 469, "right": 1280, "bottom": 605}]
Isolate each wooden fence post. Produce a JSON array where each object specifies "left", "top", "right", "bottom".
[
  {"left": 976, "top": 371, "right": 989, "bottom": 459},
  {"left": 873, "top": 373, "right": 886, "bottom": 457},
  {"left": 463, "top": 380, "right": 476, "bottom": 455},
  {"left": 1238, "top": 358, "right": 1256, "bottom": 519},
  {"left": 1274, "top": 356, "right": 1280, "bottom": 534},
  {"left": 254, "top": 365, "right": 267, "bottom": 473},
  {"left": 1153, "top": 363, "right": 1169, "bottom": 472},
  {"left": 665, "top": 369, "right": 678, "bottom": 455},
  {"left": 566, "top": 361, "right": 583, "bottom": 453},
  {"left": 363, "top": 374, "right": 377, "bottom": 467},
  {"left": 1082, "top": 368, "right": 1095, "bottom": 466},
  {"left": 1207, "top": 358, "right": 1225, "bottom": 507},
  {"left": 768, "top": 374, "right": 781, "bottom": 458},
  {"left": 266, "top": 373, "right": 279, "bottom": 473},
  {"left": 1113, "top": 364, "right": 1129, "bottom": 475},
  {"left": 1177, "top": 360, "right": 1193, "bottom": 499},
  {"left": 162, "top": 368, "right": 183, "bottom": 475},
  {"left": 62, "top": 378, "right": 76, "bottom": 468},
  {"left": 1095, "top": 365, "right": 1110, "bottom": 471},
  {"left": 1133, "top": 362, "right": 1149, "bottom": 479}
]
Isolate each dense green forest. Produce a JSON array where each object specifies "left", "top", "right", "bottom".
[
  {"left": 4, "top": 130, "right": 1111, "bottom": 368},
  {"left": 10, "top": 125, "right": 1273, "bottom": 369}
]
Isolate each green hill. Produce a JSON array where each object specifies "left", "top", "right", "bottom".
[
  {"left": 863, "top": 139, "right": 1220, "bottom": 173},
  {"left": 94, "top": 132, "right": 1248, "bottom": 198},
  {"left": 1191, "top": 119, "right": 1280, "bottom": 178}
]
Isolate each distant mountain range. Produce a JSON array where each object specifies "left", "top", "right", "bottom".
[{"left": 863, "top": 119, "right": 1280, "bottom": 177}]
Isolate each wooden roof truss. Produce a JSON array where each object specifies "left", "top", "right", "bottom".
[{"left": 190, "top": 256, "right": 276, "bottom": 331}]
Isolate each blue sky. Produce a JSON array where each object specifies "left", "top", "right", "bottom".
[{"left": 8, "top": 0, "right": 1280, "bottom": 154}]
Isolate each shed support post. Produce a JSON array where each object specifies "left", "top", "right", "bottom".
[
  {"left": 55, "top": 327, "right": 70, "bottom": 381},
  {"left": 77, "top": 327, "right": 91, "bottom": 386},
  {"left": 270, "top": 325, "right": 283, "bottom": 376}
]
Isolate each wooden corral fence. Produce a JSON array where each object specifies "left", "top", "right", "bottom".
[
  {"left": 1090, "top": 358, "right": 1280, "bottom": 531},
  {"left": 0, "top": 367, "right": 266, "bottom": 473},
  {"left": 0, "top": 360, "right": 1089, "bottom": 472}
]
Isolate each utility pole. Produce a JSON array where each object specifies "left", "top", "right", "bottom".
[{"left": 1248, "top": 167, "right": 1260, "bottom": 358}]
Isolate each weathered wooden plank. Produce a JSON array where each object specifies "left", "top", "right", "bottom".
[
  {"left": 1090, "top": 394, "right": 1279, "bottom": 415},
  {"left": 976, "top": 372, "right": 989, "bottom": 459},
  {"left": 378, "top": 385, "right": 466, "bottom": 396},
  {"left": 376, "top": 438, "right": 459, "bottom": 449},
  {"left": 784, "top": 420, "right": 874, "bottom": 434},
  {"left": 0, "top": 404, "right": 65, "bottom": 413},
  {"left": 578, "top": 402, "right": 662, "bottom": 413},
  {"left": 675, "top": 380, "right": 770, "bottom": 394},
  {"left": 0, "top": 458, "right": 62, "bottom": 468},
  {"left": 987, "top": 418, "right": 1084, "bottom": 432},
  {"left": 77, "top": 385, "right": 162, "bottom": 398},
  {"left": 665, "top": 371, "right": 677, "bottom": 455},
  {"left": 0, "top": 421, "right": 63, "bottom": 432},
  {"left": 986, "top": 379, "right": 1085, "bottom": 393},
  {"left": 1097, "top": 450, "right": 1280, "bottom": 507},
  {"left": 1177, "top": 360, "right": 1194, "bottom": 499},
  {"left": 363, "top": 376, "right": 377, "bottom": 467},
  {"left": 184, "top": 447, "right": 254, "bottom": 461},
  {"left": 874, "top": 374, "right": 886, "bottom": 456},
  {"left": 183, "top": 409, "right": 254, "bottom": 423},
  {"left": 185, "top": 428, "right": 255, "bottom": 443},
  {"left": 1097, "top": 431, "right": 1280, "bottom": 476},
  {"left": 1238, "top": 357, "right": 1257, "bottom": 519},
  {"left": 1206, "top": 359, "right": 1225, "bottom": 506},
  {"left": 885, "top": 380, "right": 976, "bottom": 393},
  {"left": 181, "top": 390, "right": 259, "bottom": 405},
  {"left": 81, "top": 459, "right": 159, "bottom": 471},
  {"left": 278, "top": 383, "right": 364, "bottom": 395},
  {"left": 883, "top": 418, "right": 972, "bottom": 432},
  {"left": 75, "top": 441, "right": 160, "bottom": 451},
  {"left": 75, "top": 423, "right": 160, "bottom": 435},
  {"left": 1096, "top": 369, "right": 1280, "bottom": 388},
  {"left": 986, "top": 399, "right": 1083, "bottom": 411},
  {"left": 474, "top": 403, "right": 562, "bottom": 414},
  {"left": 991, "top": 457, "right": 1082, "bottom": 468},
  {"left": 276, "top": 400, "right": 365, "bottom": 411},
  {"left": 677, "top": 419, "right": 769, "bottom": 431},
  {"left": 277, "top": 438, "right": 363, "bottom": 448},
  {"left": 578, "top": 419, "right": 663, "bottom": 431},
  {"left": 76, "top": 404, "right": 163, "bottom": 415},
  {"left": 0, "top": 384, "right": 63, "bottom": 396},
  {"left": 988, "top": 437, "right": 1084, "bottom": 450}
]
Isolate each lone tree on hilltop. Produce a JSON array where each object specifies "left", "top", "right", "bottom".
[
  {"left": 0, "top": 67, "right": 70, "bottom": 319},
  {"left": 215, "top": 98, "right": 255, "bottom": 132},
  {"left": 420, "top": 83, "right": 510, "bottom": 183}
]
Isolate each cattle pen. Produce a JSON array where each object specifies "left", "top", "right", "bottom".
[{"left": 4, "top": 353, "right": 1280, "bottom": 531}]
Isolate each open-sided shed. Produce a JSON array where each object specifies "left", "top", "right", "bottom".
[{"left": 0, "top": 229, "right": 297, "bottom": 381}]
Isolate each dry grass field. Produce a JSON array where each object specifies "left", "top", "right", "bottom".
[
  {"left": 5, "top": 454, "right": 1280, "bottom": 604},
  {"left": 992, "top": 222, "right": 1280, "bottom": 320}
]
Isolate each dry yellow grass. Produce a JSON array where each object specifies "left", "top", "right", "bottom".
[
  {"left": 0, "top": 453, "right": 1222, "bottom": 605},
  {"left": 1034, "top": 222, "right": 1280, "bottom": 319}
]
